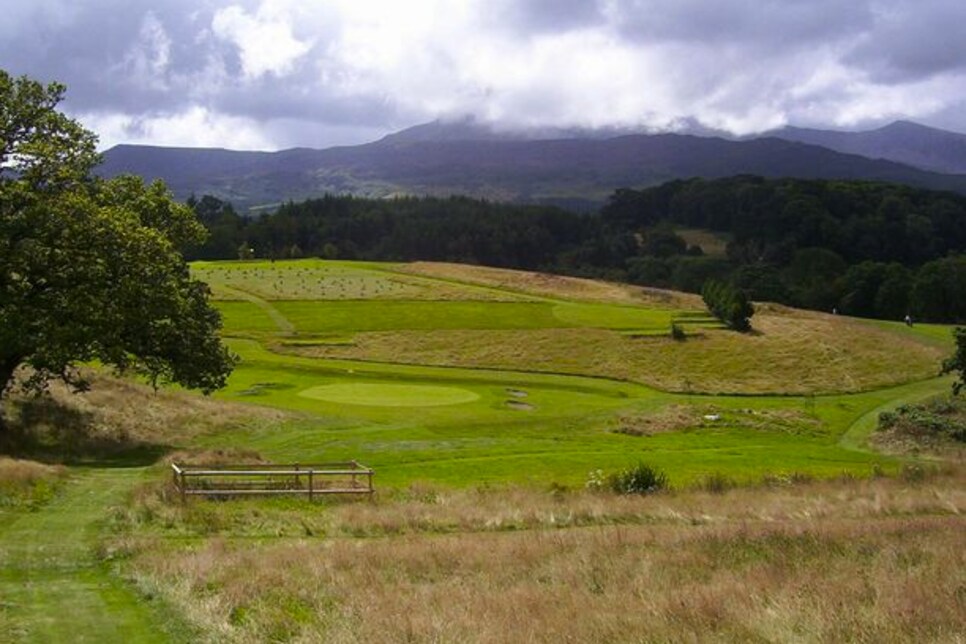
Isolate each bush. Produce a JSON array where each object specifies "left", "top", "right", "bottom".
[
  {"left": 670, "top": 322, "right": 686, "bottom": 341},
  {"left": 701, "top": 279, "right": 754, "bottom": 332},
  {"left": 608, "top": 462, "right": 669, "bottom": 495},
  {"left": 876, "top": 397, "right": 966, "bottom": 442}
]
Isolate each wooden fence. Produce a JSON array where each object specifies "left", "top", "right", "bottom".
[{"left": 171, "top": 461, "right": 374, "bottom": 502}]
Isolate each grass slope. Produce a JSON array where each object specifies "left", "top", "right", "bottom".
[
  {"left": 1, "top": 257, "right": 960, "bottom": 642},
  {"left": 175, "top": 259, "right": 955, "bottom": 486}
]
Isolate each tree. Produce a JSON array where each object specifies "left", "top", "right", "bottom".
[
  {"left": 0, "top": 70, "right": 234, "bottom": 428},
  {"left": 701, "top": 279, "right": 755, "bottom": 332},
  {"left": 943, "top": 327, "right": 966, "bottom": 396}
]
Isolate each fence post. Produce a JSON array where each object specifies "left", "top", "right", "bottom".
[
  {"left": 180, "top": 470, "right": 187, "bottom": 504},
  {"left": 308, "top": 469, "right": 314, "bottom": 501}
]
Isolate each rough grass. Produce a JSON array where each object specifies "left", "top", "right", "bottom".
[
  {"left": 0, "top": 457, "right": 67, "bottom": 509},
  {"left": 873, "top": 395, "right": 966, "bottom": 457},
  {"left": 113, "top": 468, "right": 966, "bottom": 643},
  {"left": 399, "top": 261, "right": 702, "bottom": 307},
  {"left": 292, "top": 307, "right": 944, "bottom": 394},
  {"left": 0, "top": 372, "right": 290, "bottom": 462},
  {"left": 193, "top": 259, "right": 530, "bottom": 302},
  {"left": 611, "top": 404, "right": 821, "bottom": 437}
]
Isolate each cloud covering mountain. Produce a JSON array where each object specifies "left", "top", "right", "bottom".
[{"left": 3, "top": 0, "right": 966, "bottom": 150}]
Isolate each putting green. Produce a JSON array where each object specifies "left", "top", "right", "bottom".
[{"left": 298, "top": 383, "right": 481, "bottom": 407}]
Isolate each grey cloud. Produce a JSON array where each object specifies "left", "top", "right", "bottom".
[
  {"left": 606, "top": 0, "right": 874, "bottom": 49},
  {"left": 845, "top": 1, "right": 966, "bottom": 83},
  {"left": 2, "top": 0, "right": 965, "bottom": 148},
  {"left": 1, "top": 0, "right": 222, "bottom": 111},
  {"left": 488, "top": 0, "right": 606, "bottom": 33}
]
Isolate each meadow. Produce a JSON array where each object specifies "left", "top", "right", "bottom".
[{"left": 1, "top": 257, "right": 962, "bottom": 642}]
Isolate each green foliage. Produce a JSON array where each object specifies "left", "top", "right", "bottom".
[
  {"left": 0, "top": 70, "right": 234, "bottom": 408},
  {"left": 701, "top": 279, "right": 754, "bottom": 332},
  {"left": 608, "top": 462, "right": 669, "bottom": 495},
  {"left": 877, "top": 396, "right": 966, "bottom": 442},
  {"left": 911, "top": 257, "right": 966, "bottom": 323},
  {"left": 185, "top": 175, "right": 966, "bottom": 322},
  {"left": 942, "top": 327, "right": 966, "bottom": 396},
  {"left": 670, "top": 322, "right": 686, "bottom": 341}
]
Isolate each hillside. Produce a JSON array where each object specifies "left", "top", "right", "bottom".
[
  {"left": 98, "top": 127, "right": 966, "bottom": 213},
  {"left": 4, "top": 256, "right": 962, "bottom": 642},
  {"left": 771, "top": 120, "right": 966, "bottom": 175}
]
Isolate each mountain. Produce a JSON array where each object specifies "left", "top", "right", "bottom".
[
  {"left": 98, "top": 123, "right": 966, "bottom": 213},
  {"left": 768, "top": 121, "right": 966, "bottom": 175}
]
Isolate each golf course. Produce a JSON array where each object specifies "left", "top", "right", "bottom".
[
  {"left": 2, "top": 258, "right": 963, "bottom": 642},
  {"left": 188, "top": 258, "right": 954, "bottom": 486}
]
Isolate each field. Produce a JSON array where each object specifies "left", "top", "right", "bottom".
[{"left": 1, "top": 258, "right": 963, "bottom": 642}]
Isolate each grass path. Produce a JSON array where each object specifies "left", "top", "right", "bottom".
[
  {"left": 220, "top": 284, "right": 295, "bottom": 335},
  {"left": 0, "top": 468, "right": 182, "bottom": 643}
]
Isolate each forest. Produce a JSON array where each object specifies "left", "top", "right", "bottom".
[{"left": 186, "top": 176, "right": 966, "bottom": 323}]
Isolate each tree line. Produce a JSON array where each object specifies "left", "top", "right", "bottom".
[{"left": 185, "top": 175, "right": 966, "bottom": 323}]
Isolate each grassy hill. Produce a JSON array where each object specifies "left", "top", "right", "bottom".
[{"left": 1, "top": 258, "right": 962, "bottom": 642}]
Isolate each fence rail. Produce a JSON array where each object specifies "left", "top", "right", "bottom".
[{"left": 171, "top": 461, "right": 374, "bottom": 501}]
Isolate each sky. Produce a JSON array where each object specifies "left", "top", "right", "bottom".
[{"left": 3, "top": 0, "right": 966, "bottom": 151}]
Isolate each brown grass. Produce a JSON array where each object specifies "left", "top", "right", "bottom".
[
  {"left": 0, "top": 457, "right": 67, "bottom": 508},
  {"left": 0, "top": 457, "right": 65, "bottom": 485},
  {"left": 117, "top": 469, "right": 966, "bottom": 643},
  {"left": 398, "top": 261, "right": 703, "bottom": 308},
  {"left": 611, "top": 404, "right": 821, "bottom": 437},
  {"left": 291, "top": 306, "right": 943, "bottom": 394},
  {"left": 1, "top": 372, "right": 289, "bottom": 459}
]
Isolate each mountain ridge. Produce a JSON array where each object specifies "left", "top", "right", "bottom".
[{"left": 97, "top": 121, "right": 966, "bottom": 213}]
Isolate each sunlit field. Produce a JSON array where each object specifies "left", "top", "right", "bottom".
[{"left": 3, "top": 258, "right": 961, "bottom": 642}]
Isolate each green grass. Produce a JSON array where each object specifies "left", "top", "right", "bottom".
[
  {"left": 175, "top": 259, "right": 958, "bottom": 486},
  {"left": 190, "top": 336, "right": 935, "bottom": 487},
  {"left": 299, "top": 383, "right": 482, "bottom": 407},
  {"left": 274, "top": 300, "right": 564, "bottom": 333},
  {"left": 5, "top": 257, "right": 961, "bottom": 643},
  {"left": 0, "top": 469, "right": 196, "bottom": 642}
]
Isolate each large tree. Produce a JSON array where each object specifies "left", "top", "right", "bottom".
[{"left": 0, "top": 70, "right": 234, "bottom": 426}]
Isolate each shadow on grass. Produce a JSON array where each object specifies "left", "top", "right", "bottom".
[{"left": 0, "top": 396, "right": 168, "bottom": 467}]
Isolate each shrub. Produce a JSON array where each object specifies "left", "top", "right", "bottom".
[
  {"left": 608, "top": 462, "right": 669, "bottom": 495},
  {"left": 701, "top": 279, "right": 754, "bottom": 332},
  {"left": 669, "top": 322, "right": 686, "bottom": 341}
]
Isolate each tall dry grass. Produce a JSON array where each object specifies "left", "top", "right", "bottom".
[
  {"left": 0, "top": 456, "right": 67, "bottom": 508},
  {"left": 400, "top": 261, "right": 702, "bottom": 308},
  {"left": 295, "top": 310, "right": 943, "bottom": 394},
  {"left": 118, "top": 469, "right": 966, "bottom": 642},
  {"left": 1, "top": 371, "right": 289, "bottom": 460}
]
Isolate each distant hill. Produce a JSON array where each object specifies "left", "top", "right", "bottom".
[
  {"left": 768, "top": 121, "right": 966, "bottom": 175},
  {"left": 98, "top": 122, "right": 966, "bottom": 213}
]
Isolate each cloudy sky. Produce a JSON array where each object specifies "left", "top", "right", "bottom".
[{"left": 3, "top": 0, "right": 966, "bottom": 150}]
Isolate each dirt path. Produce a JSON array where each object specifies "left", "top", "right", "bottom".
[{"left": 0, "top": 468, "right": 176, "bottom": 643}]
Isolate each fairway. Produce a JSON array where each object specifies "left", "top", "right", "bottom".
[
  {"left": 169, "top": 259, "right": 957, "bottom": 487},
  {"left": 298, "top": 382, "right": 481, "bottom": 407}
]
